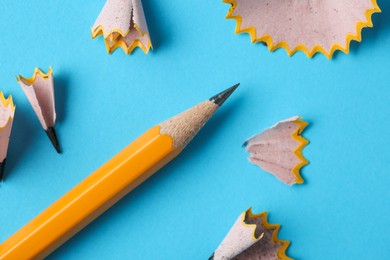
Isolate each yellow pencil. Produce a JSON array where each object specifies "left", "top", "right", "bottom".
[{"left": 0, "top": 84, "right": 239, "bottom": 259}]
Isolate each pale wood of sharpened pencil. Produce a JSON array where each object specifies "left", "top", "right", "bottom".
[{"left": 160, "top": 100, "right": 218, "bottom": 148}]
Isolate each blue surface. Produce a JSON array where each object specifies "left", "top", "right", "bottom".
[{"left": 0, "top": 0, "right": 389, "bottom": 259}]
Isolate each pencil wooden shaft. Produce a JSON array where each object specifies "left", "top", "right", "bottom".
[{"left": 0, "top": 126, "right": 180, "bottom": 259}]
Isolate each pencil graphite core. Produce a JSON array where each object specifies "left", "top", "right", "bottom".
[{"left": 0, "top": 85, "right": 238, "bottom": 259}]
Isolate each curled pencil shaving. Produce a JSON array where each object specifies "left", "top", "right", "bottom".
[
  {"left": 223, "top": 0, "right": 381, "bottom": 59},
  {"left": 17, "top": 68, "right": 61, "bottom": 153},
  {"left": 244, "top": 116, "right": 309, "bottom": 185},
  {"left": 17, "top": 68, "right": 56, "bottom": 130},
  {"left": 0, "top": 92, "right": 15, "bottom": 180},
  {"left": 211, "top": 208, "right": 291, "bottom": 260},
  {"left": 92, "top": 0, "right": 152, "bottom": 54}
]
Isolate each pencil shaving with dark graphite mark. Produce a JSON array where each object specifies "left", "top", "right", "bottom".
[
  {"left": 244, "top": 116, "right": 309, "bottom": 186},
  {"left": 210, "top": 208, "right": 291, "bottom": 260},
  {"left": 92, "top": 0, "right": 152, "bottom": 54},
  {"left": 0, "top": 92, "right": 15, "bottom": 181},
  {"left": 223, "top": 0, "right": 381, "bottom": 59},
  {"left": 17, "top": 67, "right": 61, "bottom": 153}
]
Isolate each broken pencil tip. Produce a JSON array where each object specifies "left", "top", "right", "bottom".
[
  {"left": 0, "top": 159, "right": 6, "bottom": 181},
  {"left": 45, "top": 126, "right": 61, "bottom": 154}
]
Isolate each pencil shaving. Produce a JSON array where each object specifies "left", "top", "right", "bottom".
[
  {"left": 92, "top": 0, "right": 152, "bottom": 54},
  {"left": 17, "top": 68, "right": 56, "bottom": 130},
  {"left": 244, "top": 116, "right": 309, "bottom": 185},
  {"left": 223, "top": 0, "right": 381, "bottom": 58},
  {"left": 212, "top": 208, "right": 291, "bottom": 260},
  {"left": 0, "top": 92, "right": 15, "bottom": 179},
  {"left": 17, "top": 68, "right": 61, "bottom": 153}
]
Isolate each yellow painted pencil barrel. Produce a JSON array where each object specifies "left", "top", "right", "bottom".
[
  {"left": 0, "top": 126, "right": 179, "bottom": 259},
  {"left": 0, "top": 84, "right": 238, "bottom": 259}
]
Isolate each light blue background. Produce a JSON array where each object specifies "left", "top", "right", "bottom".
[{"left": 0, "top": 1, "right": 389, "bottom": 259}]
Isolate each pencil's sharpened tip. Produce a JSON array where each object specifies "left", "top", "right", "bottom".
[
  {"left": 209, "top": 83, "right": 239, "bottom": 106},
  {"left": 45, "top": 126, "right": 61, "bottom": 154},
  {"left": 0, "top": 159, "right": 6, "bottom": 181},
  {"left": 208, "top": 253, "right": 215, "bottom": 260}
]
